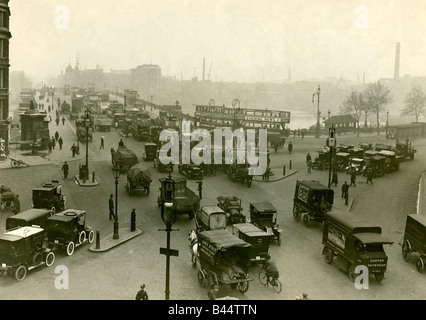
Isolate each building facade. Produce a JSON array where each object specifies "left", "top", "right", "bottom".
[{"left": 0, "top": 0, "right": 11, "bottom": 154}]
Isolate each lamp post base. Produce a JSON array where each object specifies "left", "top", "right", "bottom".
[{"left": 113, "top": 221, "right": 119, "bottom": 240}]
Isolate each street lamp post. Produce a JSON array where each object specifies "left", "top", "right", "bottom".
[
  {"left": 328, "top": 125, "right": 336, "bottom": 188},
  {"left": 159, "top": 172, "right": 179, "bottom": 300},
  {"left": 231, "top": 98, "right": 240, "bottom": 131},
  {"left": 84, "top": 109, "right": 91, "bottom": 181},
  {"left": 312, "top": 85, "right": 321, "bottom": 138},
  {"left": 112, "top": 164, "right": 120, "bottom": 240},
  {"left": 124, "top": 94, "right": 128, "bottom": 138}
]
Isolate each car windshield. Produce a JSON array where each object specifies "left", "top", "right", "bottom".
[{"left": 0, "top": 239, "right": 20, "bottom": 255}]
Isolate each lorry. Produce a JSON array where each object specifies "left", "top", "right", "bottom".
[
  {"left": 395, "top": 142, "right": 416, "bottom": 160},
  {"left": 322, "top": 211, "right": 393, "bottom": 282},
  {"left": 75, "top": 119, "right": 93, "bottom": 142},
  {"left": 129, "top": 118, "right": 150, "bottom": 141},
  {"left": 93, "top": 115, "right": 113, "bottom": 131}
]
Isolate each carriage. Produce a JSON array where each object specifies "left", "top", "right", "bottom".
[
  {"left": 400, "top": 214, "right": 426, "bottom": 273},
  {"left": 113, "top": 145, "right": 139, "bottom": 174},
  {"left": 125, "top": 163, "right": 151, "bottom": 195},
  {"left": 293, "top": 180, "right": 334, "bottom": 227},
  {"left": 312, "top": 149, "right": 331, "bottom": 171},
  {"left": 196, "top": 229, "right": 253, "bottom": 294},
  {"left": 217, "top": 195, "right": 246, "bottom": 225}
]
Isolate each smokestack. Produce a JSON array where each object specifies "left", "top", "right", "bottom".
[
  {"left": 394, "top": 42, "right": 400, "bottom": 80},
  {"left": 203, "top": 57, "right": 205, "bottom": 82}
]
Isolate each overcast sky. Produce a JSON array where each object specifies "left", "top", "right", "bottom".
[{"left": 9, "top": 0, "right": 426, "bottom": 84}]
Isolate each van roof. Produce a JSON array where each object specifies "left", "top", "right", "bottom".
[{"left": 1, "top": 226, "right": 44, "bottom": 241}]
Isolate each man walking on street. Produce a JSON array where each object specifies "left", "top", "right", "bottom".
[
  {"left": 62, "top": 116, "right": 66, "bottom": 125},
  {"left": 71, "top": 143, "right": 77, "bottom": 158},
  {"left": 288, "top": 141, "right": 293, "bottom": 154},
  {"left": 350, "top": 170, "right": 356, "bottom": 187},
  {"left": 109, "top": 194, "right": 115, "bottom": 220},
  {"left": 62, "top": 161, "right": 69, "bottom": 179},
  {"left": 342, "top": 181, "right": 349, "bottom": 199},
  {"left": 100, "top": 137, "right": 105, "bottom": 149},
  {"left": 366, "top": 169, "right": 374, "bottom": 184},
  {"left": 58, "top": 137, "right": 63, "bottom": 150}
]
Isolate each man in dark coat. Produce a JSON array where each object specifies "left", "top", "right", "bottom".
[
  {"left": 350, "top": 170, "right": 356, "bottom": 187},
  {"left": 58, "top": 137, "right": 63, "bottom": 150},
  {"left": 366, "top": 168, "right": 374, "bottom": 184},
  {"left": 288, "top": 141, "right": 293, "bottom": 154},
  {"left": 62, "top": 161, "right": 69, "bottom": 179},
  {"left": 342, "top": 181, "right": 349, "bottom": 199},
  {"left": 135, "top": 284, "right": 148, "bottom": 300}
]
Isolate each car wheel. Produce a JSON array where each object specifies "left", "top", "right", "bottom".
[
  {"left": 323, "top": 247, "right": 334, "bottom": 264},
  {"left": 45, "top": 252, "right": 55, "bottom": 267},
  {"left": 15, "top": 265, "right": 27, "bottom": 282},
  {"left": 78, "top": 231, "right": 86, "bottom": 244},
  {"left": 293, "top": 205, "right": 301, "bottom": 222},
  {"left": 66, "top": 241, "right": 75, "bottom": 256},
  {"left": 303, "top": 214, "right": 310, "bottom": 227},
  {"left": 32, "top": 252, "right": 43, "bottom": 266},
  {"left": 259, "top": 270, "right": 268, "bottom": 285},
  {"left": 348, "top": 264, "right": 358, "bottom": 282},
  {"left": 87, "top": 230, "right": 95, "bottom": 244},
  {"left": 237, "top": 281, "right": 249, "bottom": 294},
  {"left": 416, "top": 257, "right": 424, "bottom": 274},
  {"left": 402, "top": 240, "right": 412, "bottom": 262}
]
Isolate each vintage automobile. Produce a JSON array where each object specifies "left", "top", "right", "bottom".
[
  {"left": 143, "top": 143, "right": 157, "bottom": 161},
  {"left": 335, "top": 144, "right": 354, "bottom": 153},
  {"left": 178, "top": 163, "right": 204, "bottom": 180},
  {"left": 157, "top": 176, "right": 200, "bottom": 219},
  {"left": 358, "top": 142, "right": 373, "bottom": 151},
  {"left": 125, "top": 163, "right": 151, "bottom": 195},
  {"left": 345, "top": 158, "right": 366, "bottom": 175},
  {"left": 0, "top": 226, "right": 55, "bottom": 282},
  {"left": 312, "top": 149, "right": 331, "bottom": 171},
  {"left": 0, "top": 185, "right": 17, "bottom": 211},
  {"left": 400, "top": 214, "right": 426, "bottom": 273},
  {"left": 232, "top": 223, "right": 271, "bottom": 264},
  {"left": 153, "top": 150, "right": 174, "bottom": 173},
  {"left": 363, "top": 155, "right": 386, "bottom": 178},
  {"left": 249, "top": 201, "right": 282, "bottom": 246},
  {"left": 217, "top": 195, "right": 246, "bottom": 225},
  {"left": 349, "top": 147, "right": 365, "bottom": 159},
  {"left": 374, "top": 143, "right": 393, "bottom": 152},
  {"left": 334, "top": 152, "right": 351, "bottom": 172},
  {"left": 113, "top": 145, "right": 139, "bottom": 174},
  {"left": 46, "top": 209, "right": 95, "bottom": 256},
  {"left": 377, "top": 150, "right": 400, "bottom": 173},
  {"left": 226, "top": 163, "right": 253, "bottom": 187},
  {"left": 322, "top": 211, "right": 393, "bottom": 282},
  {"left": 293, "top": 180, "right": 334, "bottom": 227},
  {"left": 395, "top": 142, "right": 416, "bottom": 161},
  {"left": 363, "top": 149, "right": 379, "bottom": 159},
  {"left": 6, "top": 208, "right": 54, "bottom": 231},
  {"left": 32, "top": 181, "right": 66, "bottom": 213},
  {"left": 196, "top": 229, "right": 253, "bottom": 293},
  {"left": 194, "top": 205, "right": 227, "bottom": 232}
]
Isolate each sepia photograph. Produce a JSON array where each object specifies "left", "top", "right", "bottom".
[{"left": 1, "top": 0, "right": 426, "bottom": 303}]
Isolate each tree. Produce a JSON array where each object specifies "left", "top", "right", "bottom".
[
  {"left": 401, "top": 86, "right": 426, "bottom": 122},
  {"left": 364, "top": 81, "right": 393, "bottom": 135},
  {"left": 340, "top": 89, "right": 366, "bottom": 137}
]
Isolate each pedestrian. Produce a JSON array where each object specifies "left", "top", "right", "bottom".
[
  {"left": 288, "top": 141, "right": 293, "bottom": 154},
  {"left": 71, "top": 143, "right": 77, "bottom": 157},
  {"left": 12, "top": 194, "right": 20, "bottom": 214},
  {"left": 331, "top": 171, "right": 338, "bottom": 186},
  {"left": 366, "top": 168, "right": 374, "bottom": 184},
  {"left": 62, "top": 116, "right": 66, "bottom": 125},
  {"left": 197, "top": 181, "right": 203, "bottom": 199},
  {"left": 55, "top": 117, "right": 60, "bottom": 126},
  {"left": 62, "top": 161, "right": 69, "bottom": 179},
  {"left": 51, "top": 137, "right": 56, "bottom": 149},
  {"left": 48, "top": 140, "right": 52, "bottom": 153},
  {"left": 301, "top": 131, "right": 305, "bottom": 139},
  {"left": 307, "top": 159, "right": 312, "bottom": 174},
  {"left": 265, "top": 167, "right": 270, "bottom": 180},
  {"left": 109, "top": 194, "right": 115, "bottom": 220},
  {"left": 135, "top": 284, "right": 148, "bottom": 300},
  {"left": 350, "top": 170, "right": 356, "bottom": 187},
  {"left": 100, "top": 137, "right": 105, "bottom": 149},
  {"left": 326, "top": 138, "right": 330, "bottom": 147},
  {"left": 118, "top": 139, "right": 124, "bottom": 147},
  {"left": 293, "top": 131, "right": 296, "bottom": 139},
  {"left": 55, "top": 131, "right": 59, "bottom": 142},
  {"left": 58, "top": 137, "right": 63, "bottom": 150},
  {"left": 48, "top": 105, "right": 51, "bottom": 113},
  {"left": 342, "top": 181, "right": 349, "bottom": 199},
  {"left": 306, "top": 153, "right": 312, "bottom": 164}
]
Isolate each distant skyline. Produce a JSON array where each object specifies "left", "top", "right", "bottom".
[{"left": 9, "top": 0, "right": 426, "bottom": 84}]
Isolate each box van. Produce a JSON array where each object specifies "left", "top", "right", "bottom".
[{"left": 6, "top": 208, "right": 54, "bottom": 231}]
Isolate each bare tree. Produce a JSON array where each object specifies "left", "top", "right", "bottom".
[
  {"left": 340, "top": 89, "right": 366, "bottom": 137},
  {"left": 364, "top": 81, "right": 393, "bottom": 135},
  {"left": 401, "top": 86, "right": 426, "bottom": 122}
]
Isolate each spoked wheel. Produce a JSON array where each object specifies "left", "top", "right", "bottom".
[
  {"left": 78, "top": 231, "right": 86, "bottom": 245},
  {"left": 191, "top": 254, "right": 197, "bottom": 268},
  {"left": 88, "top": 230, "right": 95, "bottom": 244},
  {"left": 197, "top": 270, "right": 206, "bottom": 288},
  {"left": 303, "top": 214, "right": 310, "bottom": 228},
  {"left": 348, "top": 264, "right": 359, "bottom": 282},
  {"left": 45, "top": 252, "right": 55, "bottom": 267},
  {"left": 293, "top": 205, "right": 301, "bottom": 222},
  {"left": 416, "top": 257, "right": 425, "bottom": 274},
  {"left": 323, "top": 247, "right": 334, "bottom": 264},
  {"left": 14, "top": 265, "right": 27, "bottom": 282},
  {"left": 402, "top": 240, "right": 412, "bottom": 262},
  {"left": 66, "top": 241, "right": 75, "bottom": 256},
  {"left": 237, "top": 281, "right": 249, "bottom": 294},
  {"left": 32, "top": 252, "right": 43, "bottom": 266},
  {"left": 374, "top": 272, "right": 384, "bottom": 282},
  {"left": 259, "top": 270, "right": 268, "bottom": 285},
  {"left": 271, "top": 278, "right": 282, "bottom": 293}
]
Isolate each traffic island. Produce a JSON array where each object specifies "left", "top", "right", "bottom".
[
  {"left": 89, "top": 228, "right": 142, "bottom": 252},
  {"left": 253, "top": 169, "right": 299, "bottom": 182},
  {"left": 74, "top": 174, "right": 99, "bottom": 187}
]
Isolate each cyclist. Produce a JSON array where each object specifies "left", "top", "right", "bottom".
[{"left": 263, "top": 259, "right": 279, "bottom": 281}]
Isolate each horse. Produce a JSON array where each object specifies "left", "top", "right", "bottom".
[{"left": 188, "top": 230, "right": 199, "bottom": 268}]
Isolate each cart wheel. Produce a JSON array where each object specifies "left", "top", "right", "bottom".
[
  {"left": 272, "top": 278, "right": 282, "bottom": 293},
  {"left": 293, "top": 205, "right": 301, "bottom": 222},
  {"left": 45, "top": 252, "right": 55, "bottom": 267},
  {"left": 191, "top": 254, "right": 197, "bottom": 268},
  {"left": 197, "top": 270, "right": 206, "bottom": 288},
  {"left": 14, "top": 265, "right": 27, "bottom": 282},
  {"left": 374, "top": 272, "right": 384, "bottom": 282},
  {"left": 32, "top": 252, "right": 43, "bottom": 266},
  {"left": 402, "top": 240, "right": 412, "bottom": 262},
  {"left": 87, "top": 230, "right": 95, "bottom": 244},
  {"left": 416, "top": 257, "right": 424, "bottom": 274},
  {"left": 348, "top": 264, "right": 359, "bottom": 282},
  {"left": 259, "top": 270, "right": 268, "bottom": 285},
  {"left": 237, "top": 281, "right": 249, "bottom": 294},
  {"left": 78, "top": 231, "right": 86, "bottom": 244},
  {"left": 66, "top": 241, "right": 75, "bottom": 256},
  {"left": 303, "top": 214, "right": 310, "bottom": 227},
  {"left": 323, "top": 247, "right": 334, "bottom": 264}
]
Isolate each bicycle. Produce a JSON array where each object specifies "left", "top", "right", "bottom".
[{"left": 259, "top": 265, "right": 282, "bottom": 293}]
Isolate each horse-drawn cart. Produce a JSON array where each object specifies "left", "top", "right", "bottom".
[{"left": 125, "top": 163, "right": 151, "bottom": 195}]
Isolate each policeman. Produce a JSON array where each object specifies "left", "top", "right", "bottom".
[{"left": 135, "top": 284, "right": 148, "bottom": 300}]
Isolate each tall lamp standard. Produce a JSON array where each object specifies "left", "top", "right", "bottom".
[
  {"left": 112, "top": 163, "right": 120, "bottom": 240},
  {"left": 328, "top": 125, "right": 336, "bottom": 188},
  {"left": 159, "top": 173, "right": 179, "bottom": 300},
  {"left": 312, "top": 85, "right": 321, "bottom": 138},
  {"left": 124, "top": 94, "right": 128, "bottom": 138},
  {"left": 84, "top": 109, "right": 91, "bottom": 181},
  {"left": 231, "top": 98, "right": 240, "bottom": 131}
]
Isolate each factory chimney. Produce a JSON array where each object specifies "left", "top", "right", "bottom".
[{"left": 394, "top": 42, "right": 400, "bottom": 80}]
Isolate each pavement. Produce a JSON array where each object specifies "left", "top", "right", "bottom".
[{"left": 89, "top": 228, "right": 142, "bottom": 252}]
